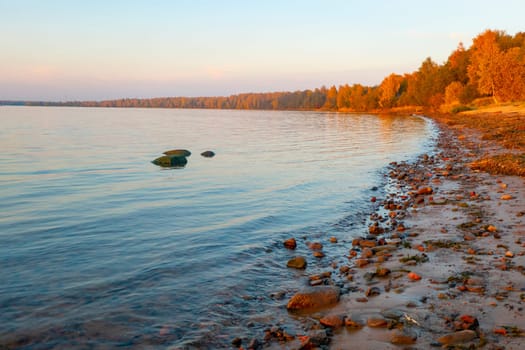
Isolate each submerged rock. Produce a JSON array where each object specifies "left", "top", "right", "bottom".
[
  {"left": 163, "top": 149, "right": 191, "bottom": 157},
  {"left": 287, "top": 256, "right": 307, "bottom": 269},
  {"left": 201, "top": 150, "right": 215, "bottom": 158},
  {"left": 286, "top": 286, "right": 340, "bottom": 311},
  {"left": 152, "top": 154, "right": 188, "bottom": 167}
]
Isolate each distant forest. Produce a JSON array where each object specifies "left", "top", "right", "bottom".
[{"left": 8, "top": 29, "right": 525, "bottom": 113}]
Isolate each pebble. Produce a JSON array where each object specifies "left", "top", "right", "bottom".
[
  {"left": 500, "top": 194, "right": 513, "bottom": 200},
  {"left": 287, "top": 256, "right": 307, "bottom": 269},
  {"left": 360, "top": 239, "right": 377, "bottom": 248},
  {"left": 355, "top": 259, "right": 369, "bottom": 268},
  {"left": 367, "top": 317, "right": 389, "bottom": 328},
  {"left": 308, "top": 242, "right": 323, "bottom": 250},
  {"left": 313, "top": 251, "right": 325, "bottom": 258},
  {"left": 365, "top": 286, "right": 381, "bottom": 297},
  {"left": 390, "top": 329, "right": 417, "bottom": 345},
  {"left": 376, "top": 267, "right": 391, "bottom": 277},
  {"left": 329, "top": 236, "right": 338, "bottom": 243},
  {"left": 232, "top": 337, "right": 242, "bottom": 347},
  {"left": 283, "top": 238, "right": 297, "bottom": 249},
  {"left": 505, "top": 251, "right": 514, "bottom": 258},
  {"left": 417, "top": 186, "right": 433, "bottom": 195},
  {"left": 361, "top": 247, "right": 374, "bottom": 259},
  {"left": 463, "top": 232, "right": 476, "bottom": 241},
  {"left": 319, "top": 315, "right": 344, "bottom": 329},
  {"left": 310, "top": 279, "right": 324, "bottom": 286},
  {"left": 345, "top": 317, "right": 364, "bottom": 329},
  {"left": 306, "top": 329, "right": 330, "bottom": 346},
  {"left": 436, "top": 330, "right": 477, "bottom": 345},
  {"left": 407, "top": 272, "right": 422, "bottom": 281},
  {"left": 286, "top": 286, "right": 340, "bottom": 310}
]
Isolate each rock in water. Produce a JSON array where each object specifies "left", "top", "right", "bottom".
[
  {"left": 163, "top": 149, "right": 191, "bottom": 157},
  {"left": 287, "top": 256, "right": 307, "bottom": 269},
  {"left": 201, "top": 150, "right": 215, "bottom": 158},
  {"left": 152, "top": 155, "right": 188, "bottom": 167},
  {"left": 283, "top": 238, "right": 297, "bottom": 249},
  {"left": 287, "top": 286, "right": 340, "bottom": 311}
]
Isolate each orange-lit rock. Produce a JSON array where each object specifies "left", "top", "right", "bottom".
[
  {"left": 286, "top": 286, "right": 340, "bottom": 311},
  {"left": 407, "top": 272, "right": 421, "bottom": 281},
  {"left": 283, "top": 238, "right": 297, "bottom": 249}
]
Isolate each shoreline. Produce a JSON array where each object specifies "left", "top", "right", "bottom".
[{"left": 255, "top": 113, "right": 524, "bottom": 349}]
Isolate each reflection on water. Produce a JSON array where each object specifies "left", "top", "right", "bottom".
[{"left": 0, "top": 107, "right": 435, "bottom": 349}]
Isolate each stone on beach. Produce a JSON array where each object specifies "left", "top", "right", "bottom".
[
  {"left": 367, "top": 317, "right": 389, "bottom": 328},
  {"left": 360, "top": 247, "right": 374, "bottom": 259},
  {"left": 286, "top": 286, "right": 340, "bottom": 311},
  {"left": 319, "top": 314, "right": 344, "bottom": 328},
  {"left": 417, "top": 186, "right": 433, "bottom": 195},
  {"left": 345, "top": 317, "right": 365, "bottom": 329},
  {"left": 287, "top": 256, "right": 307, "bottom": 269},
  {"left": 365, "top": 286, "right": 381, "bottom": 297},
  {"left": 375, "top": 267, "right": 391, "bottom": 277},
  {"left": 390, "top": 329, "right": 418, "bottom": 345},
  {"left": 436, "top": 330, "right": 477, "bottom": 345},
  {"left": 359, "top": 239, "right": 377, "bottom": 248},
  {"left": 407, "top": 272, "right": 422, "bottom": 281},
  {"left": 355, "top": 258, "right": 369, "bottom": 268}
]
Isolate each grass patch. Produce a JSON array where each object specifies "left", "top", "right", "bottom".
[
  {"left": 424, "top": 240, "right": 463, "bottom": 249},
  {"left": 447, "top": 271, "right": 473, "bottom": 284},
  {"left": 458, "top": 222, "right": 478, "bottom": 230},
  {"left": 451, "top": 105, "right": 473, "bottom": 114},
  {"left": 439, "top": 112, "right": 525, "bottom": 150},
  {"left": 470, "top": 153, "right": 525, "bottom": 176}
]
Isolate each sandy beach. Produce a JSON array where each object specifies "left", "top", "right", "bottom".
[{"left": 260, "top": 112, "right": 525, "bottom": 350}]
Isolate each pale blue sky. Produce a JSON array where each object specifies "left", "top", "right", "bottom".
[{"left": 1, "top": 0, "right": 524, "bottom": 101}]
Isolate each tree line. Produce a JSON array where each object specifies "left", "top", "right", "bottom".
[{"left": 18, "top": 29, "right": 525, "bottom": 112}]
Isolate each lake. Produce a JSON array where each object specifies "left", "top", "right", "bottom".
[{"left": 0, "top": 107, "right": 436, "bottom": 349}]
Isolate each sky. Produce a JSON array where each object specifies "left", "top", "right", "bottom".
[{"left": 1, "top": 0, "right": 524, "bottom": 101}]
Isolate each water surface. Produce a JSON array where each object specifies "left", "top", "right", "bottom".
[{"left": 0, "top": 107, "right": 436, "bottom": 348}]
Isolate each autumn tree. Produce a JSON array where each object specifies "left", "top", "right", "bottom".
[
  {"left": 378, "top": 73, "right": 404, "bottom": 108},
  {"left": 468, "top": 29, "right": 525, "bottom": 102},
  {"left": 468, "top": 30, "right": 502, "bottom": 102},
  {"left": 444, "top": 81, "right": 465, "bottom": 105},
  {"left": 323, "top": 85, "right": 338, "bottom": 110},
  {"left": 493, "top": 47, "right": 525, "bottom": 101},
  {"left": 336, "top": 84, "right": 352, "bottom": 110},
  {"left": 446, "top": 42, "right": 471, "bottom": 85}
]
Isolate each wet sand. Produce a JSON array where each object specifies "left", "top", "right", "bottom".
[{"left": 260, "top": 115, "right": 524, "bottom": 349}]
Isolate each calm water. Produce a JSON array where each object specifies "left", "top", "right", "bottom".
[{"left": 0, "top": 107, "right": 436, "bottom": 349}]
